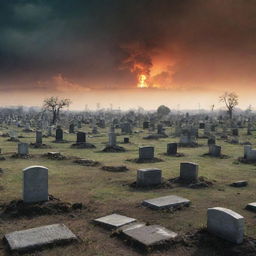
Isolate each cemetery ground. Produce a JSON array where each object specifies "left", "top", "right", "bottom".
[{"left": 0, "top": 126, "right": 256, "bottom": 255}]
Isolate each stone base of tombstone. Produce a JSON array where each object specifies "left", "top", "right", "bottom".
[
  {"left": 30, "top": 143, "right": 51, "bottom": 149},
  {"left": 102, "top": 145, "right": 125, "bottom": 152},
  {"left": 71, "top": 142, "right": 96, "bottom": 149},
  {"left": 53, "top": 139, "right": 69, "bottom": 143}
]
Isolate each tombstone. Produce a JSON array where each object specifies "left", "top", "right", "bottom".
[
  {"left": 123, "top": 137, "right": 129, "bottom": 143},
  {"left": 55, "top": 127, "right": 63, "bottom": 141},
  {"left": 199, "top": 122, "right": 205, "bottom": 129},
  {"left": 77, "top": 121, "right": 82, "bottom": 129},
  {"left": 179, "top": 129, "right": 196, "bottom": 145},
  {"left": 69, "top": 123, "right": 75, "bottom": 133},
  {"left": 180, "top": 162, "right": 198, "bottom": 183},
  {"left": 23, "top": 166, "right": 48, "bottom": 203},
  {"left": 244, "top": 145, "right": 256, "bottom": 161},
  {"left": 9, "top": 130, "right": 17, "bottom": 139},
  {"left": 36, "top": 131, "right": 42, "bottom": 144},
  {"left": 108, "top": 132, "right": 116, "bottom": 147},
  {"left": 167, "top": 143, "right": 177, "bottom": 155},
  {"left": 143, "top": 195, "right": 190, "bottom": 210},
  {"left": 121, "top": 123, "right": 132, "bottom": 134},
  {"left": 76, "top": 132, "right": 86, "bottom": 143},
  {"left": 207, "top": 207, "right": 244, "bottom": 244},
  {"left": 92, "top": 126, "right": 98, "bottom": 134},
  {"left": 94, "top": 214, "right": 136, "bottom": 229},
  {"left": 139, "top": 146, "right": 154, "bottom": 160},
  {"left": 137, "top": 168, "right": 162, "bottom": 186},
  {"left": 18, "top": 143, "right": 29, "bottom": 155},
  {"left": 207, "top": 136, "right": 216, "bottom": 145},
  {"left": 143, "top": 121, "right": 149, "bottom": 129},
  {"left": 209, "top": 145, "right": 221, "bottom": 157},
  {"left": 157, "top": 124, "right": 164, "bottom": 134},
  {"left": 232, "top": 128, "right": 239, "bottom": 136},
  {"left": 47, "top": 126, "right": 52, "bottom": 136},
  {"left": 4, "top": 224, "right": 77, "bottom": 253}
]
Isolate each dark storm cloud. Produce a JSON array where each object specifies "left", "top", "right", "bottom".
[{"left": 0, "top": 0, "right": 256, "bottom": 91}]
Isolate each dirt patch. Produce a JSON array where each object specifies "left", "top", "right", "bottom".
[
  {"left": 102, "top": 145, "right": 126, "bottom": 152},
  {"left": 30, "top": 143, "right": 51, "bottom": 149},
  {"left": 74, "top": 159, "right": 100, "bottom": 167},
  {"left": 0, "top": 156, "right": 6, "bottom": 160},
  {"left": 180, "top": 228, "right": 256, "bottom": 256},
  {"left": 240, "top": 142, "right": 252, "bottom": 145},
  {"left": 143, "top": 134, "right": 168, "bottom": 140},
  {"left": 71, "top": 142, "right": 96, "bottom": 149},
  {"left": 43, "top": 152, "right": 66, "bottom": 160},
  {"left": 237, "top": 157, "right": 256, "bottom": 165},
  {"left": 126, "top": 157, "right": 163, "bottom": 163},
  {"left": 0, "top": 195, "right": 85, "bottom": 218},
  {"left": 178, "top": 142, "right": 199, "bottom": 147},
  {"left": 128, "top": 180, "right": 173, "bottom": 190},
  {"left": 52, "top": 140, "right": 70, "bottom": 143},
  {"left": 169, "top": 176, "right": 214, "bottom": 189},
  {"left": 11, "top": 153, "right": 32, "bottom": 159},
  {"left": 102, "top": 165, "right": 129, "bottom": 172},
  {"left": 7, "top": 137, "right": 20, "bottom": 142},
  {"left": 201, "top": 153, "right": 230, "bottom": 159},
  {"left": 164, "top": 153, "right": 185, "bottom": 157}
]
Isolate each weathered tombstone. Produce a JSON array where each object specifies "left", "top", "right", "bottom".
[
  {"left": 108, "top": 132, "right": 116, "bottom": 147},
  {"left": 199, "top": 122, "right": 205, "bottom": 129},
  {"left": 4, "top": 224, "right": 77, "bottom": 253},
  {"left": 207, "top": 207, "right": 244, "bottom": 244},
  {"left": 167, "top": 143, "right": 177, "bottom": 155},
  {"left": 55, "top": 127, "right": 63, "bottom": 141},
  {"left": 18, "top": 143, "right": 29, "bottom": 155},
  {"left": 232, "top": 128, "right": 239, "bottom": 136},
  {"left": 209, "top": 145, "right": 221, "bottom": 157},
  {"left": 123, "top": 137, "right": 129, "bottom": 143},
  {"left": 143, "top": 195, "right": 190, "bottom": 210},
  {"left": 244, "top": 145, "right": 256, "bottom": 161},
  {"left": 36, "top": 131, "right": 42, "bottom": 144},
  {"left": 69, "top": 123, "right": 75, "bottom": 133},
  {"left": 139, "top": 146, "right": 154, "bottom": 160},
  {"left": 137, "top": 168, "right": 162, "bottom": 186},
  {"left": 76, "top": 132, "right": 86, "bottom": 143},
  {"left": 157, "top": 124, "right": 164, "bottom": 134},
  {"left": 23, "top": 166, "right": 48, "bottom": 203},
  {"left": 180, "top": 162, "right": 198, "bottom": 183},
  {"left": 94, "top": 214, "right": 136, "bottom": 229},
  {"left": 207, "top": 136, "right": 216, "bottom": 145},
  {"left": 143, "top": 121, "right": 149, "bottom": 129}
]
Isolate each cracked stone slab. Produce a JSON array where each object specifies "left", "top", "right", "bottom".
[
  {"left": 122, "top": 225, "right": 178, "bottom": 247},
  {"left": 94, "top": 214, "right": 136, "bottom": 229},
  {"left": 142, "top": 195, "right": 190, "bottom": 209},
  {"left": 4, "top": 224, "right": 77, "bottom": 253}
]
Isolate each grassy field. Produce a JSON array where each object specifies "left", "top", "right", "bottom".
[{"left": 0, "top": 126, "right": 256, "bottom": 256}]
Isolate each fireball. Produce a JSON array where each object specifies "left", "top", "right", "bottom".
[{"left": 137, "top": 74, "right": 148, "bottom": 88}]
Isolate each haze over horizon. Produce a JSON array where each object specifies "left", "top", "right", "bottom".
[{"left": 1, "top": 0, "right": 256, "bottom": 110}]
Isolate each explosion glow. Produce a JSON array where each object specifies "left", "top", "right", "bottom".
[{"left": 137, "top": 74, "right": 148, "bottom": 88}]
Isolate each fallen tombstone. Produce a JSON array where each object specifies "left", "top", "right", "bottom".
[
  {"left": 230, "top": 180, "right": 248, "bottom": 187},
  {"left": 73, "top": 159, "right": 100, "bottom": 167},
  {"left": 94, "top": 213, "right": 136, "bottom": 230},
  {"left": 119, "top": 224, "right": 178, "bottom": 251},
  {"left": 102, "top": 165, "right": 129, "bottom": 172},
  {"left": 207, "top": 207, "right": 244, "bottom": 244},
  {"left": 43, "top": 152, "right": 66, "bottom": 160},
  {"left": 245, "top": 202, "right": 256, "bottom": 212},
  {"left": 4, "top": 223, "right": 77, "bottom": 253},
  {"left": 142, "top": 195, "right": 190, "bottom": 210}
]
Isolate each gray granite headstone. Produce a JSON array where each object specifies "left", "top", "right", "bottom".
[
  {"left": 137, "top": 168, "right": 162, "bottom": 186},
  {"left": 207, "top": 207, "right": 244, "bottom": 244},
  {"left": 94, "top": 213, "right": 136, "bottom": 229},
  {"left": 23, "top": 165, "right": 48, "bottom": 203},
  {"left": 180, "top": 162, "right": 198, "bottom": 182},
  {"left": 18, "top": 143, "right": 29, "bottom": 155},
  {"left": 36, "top": 131, "right": 42, "bottom": 144},
  {"left": 142, "top": 195, "right": 190, "bottom": 210},
  {"left": 4, "top": 224, "right": 77, "bottom": 253},
  {"left": 139, "top": 146, "right": 154, "bottom": 160}
]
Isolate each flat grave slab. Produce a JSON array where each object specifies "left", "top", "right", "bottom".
[
  {"left": 94, "top": 214, "right": 136, "bottom": 229},
  {"left": 122, "top": 225, "right": 178, "bottom": 247},
  {"left": 230, "top": 180, "right": 248, "bottom": 187},
  {"left": 246, "top": 202, "right": 256, "bottom": 212},
  {"left": 142, "top": 195, "right": 190, "bottom": 209},
  {"left": 4, "top": 224, "right": 77, "bottom": 253}
]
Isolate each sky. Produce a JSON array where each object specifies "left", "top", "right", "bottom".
[{"left": 0, "top": 0, "right": 256, "bottom": 110}]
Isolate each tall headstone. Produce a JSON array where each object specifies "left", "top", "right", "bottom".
[
  {"left": 180, "top": 162, "right": 198, "bottom": 183},
  {"left": 207, "top": 207, "right": 244, "bottom": 244},
  {"left": 108, "top": 132, "right": 116, "bottom": 147},
  {"left": 36, "top": 131, "right": 42, "bottom": 144},
  {"left": 76, "top": 132, "right": 86, "bottom": 143},
  {"left": 167, "top": 143, "right": 177, "bottom": 155},
  {"left": 18, "top": 143, "right": 29, "bottom": 155},
  {"left": 139, "top": 146, "right": 154, "bottom": 160},
  {"left": 23, "top": 166, "right": 48, "bottom": 203},
  {"left": 69, "top": 123, "right": 75, "bottom": 133},
  {"left": 55, "top": 127, "right": 63, "bottom": 141}
]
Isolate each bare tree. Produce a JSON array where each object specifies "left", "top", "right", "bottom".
[
  {"left": 219, "top": 92, "right": 238, "bottom": 119},
  {"left": 43, "top": 96, "right": 71, "bottom": 124}
]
